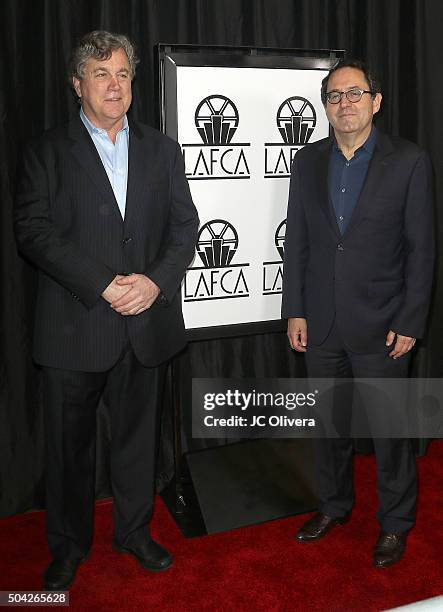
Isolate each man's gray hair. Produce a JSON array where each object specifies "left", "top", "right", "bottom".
[{"left": 69, "top": 30, "right": 139, "bottom": 81}]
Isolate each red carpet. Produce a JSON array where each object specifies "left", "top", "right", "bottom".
[{"left": 1, "top": 442, "right": 442, "bottom": 611}]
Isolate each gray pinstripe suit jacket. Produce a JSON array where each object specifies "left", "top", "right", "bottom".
[{"left": 15, "top": 116, "right": 199, "bottom": 371}]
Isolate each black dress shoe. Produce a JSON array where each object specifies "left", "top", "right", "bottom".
[
  {"left": 295, "top": 512, "right": 350, "bottom": 542},
  {"left": 374, "top": 531, "right": 407, "bottom": 568},
  {"left": 113, "top": 538, "right": 173, "bottom": 572},
  {"left": 43, "top": 558, "right": 85, "bottom": 591}
]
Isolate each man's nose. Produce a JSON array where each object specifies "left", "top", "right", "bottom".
[
  {"left": 108, "top": 75, "right": 120, "bottom": 89},
  {"left": 339, "top": 93, "right": 352, "bottom": 107}
]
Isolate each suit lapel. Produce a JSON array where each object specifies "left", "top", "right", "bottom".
[
  {"left": 342, "top": 130, "right": 394, "bottom": 237},
  {"left": 124, "top": 120, "right": 157, "bottom": 230},
  {"left": 313, "top": 138, "right": 342, "bottom": 239},
  {"left": 68, "top": 116, "right": 123, "bottom": 223}
]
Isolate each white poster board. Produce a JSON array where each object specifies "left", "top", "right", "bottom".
[{"left": 161, "top": 49, "right": 339, "bottom": 335}]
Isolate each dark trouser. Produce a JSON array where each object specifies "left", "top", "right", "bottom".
[
  {"left": 42, "top": 346, "right": 166, "bottom": 560},
  {"left": 305, "top": 321, "right": 416, "bottom": 534}
]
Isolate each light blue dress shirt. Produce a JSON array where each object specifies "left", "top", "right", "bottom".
[{"left": 80, "top": 107, "right": 129, "bottom": 219}]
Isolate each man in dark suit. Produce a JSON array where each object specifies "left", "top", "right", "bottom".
[
  {"left": 282, "top": 58, "right": 434, "bottom": 568},
  {"left": 15, "top": 31, "right": 199, "bottom": 589}
]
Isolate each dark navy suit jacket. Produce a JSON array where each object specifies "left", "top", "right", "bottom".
[
  {"left": 281, "top": 130, "right": 434, "bottom": 353},
  {"left": 15, "top": 116, "right": 199, "bottom": 370}
]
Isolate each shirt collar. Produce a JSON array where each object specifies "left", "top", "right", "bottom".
[
  {"left": 80, "top": 107, "right": 129, "bottom": 136},
  {"left": 362, "top": 125, "right": 377, "bottom": 154},
  {"left": 332, "top": 125, "right": 377, "bottom": 156}
]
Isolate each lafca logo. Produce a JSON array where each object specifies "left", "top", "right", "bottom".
[
  {"left": 262, "top": 220, "right": 286, "bottom": 295},
  {"left": 264, "top": 97, "right": 316, "bottom": 178},
  {"left": 182, "top": 95, "right": 251, "bottom": 180},
  {"left": 195, "top": 95, "right": 239, "bottom": 145},
  {"left": 183, "top": 220, "right": 250, "bottom": 301}
]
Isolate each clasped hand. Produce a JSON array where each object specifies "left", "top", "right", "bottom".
[{"left": 102, "top": 274, "right": 161, "bottom": 316}]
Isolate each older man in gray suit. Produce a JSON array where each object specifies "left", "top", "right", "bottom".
[{"left": 15, "top": 30, "right": 198, "bottom": 590}]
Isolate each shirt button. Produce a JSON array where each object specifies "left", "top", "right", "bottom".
[
  {"left": 346, "top": 162, "right": 350, "bottom": 167},
  {"left": 339, "top": 216, "right": 344, "bottom": 221},
  {"left": 337, "top": 244, "right": 344, "bottom": 251},
  {"left": 341, "top": 187, "right": 346, "bottom": 193}
]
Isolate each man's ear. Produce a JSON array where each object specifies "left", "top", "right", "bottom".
[
  {"left": 72, "top": 77, "right": 82, "bottom": 99},
  {"left": 372, "top": 92, "right": 382, "bottom": 115}
]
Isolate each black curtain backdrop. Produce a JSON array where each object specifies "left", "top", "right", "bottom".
[{"left": 1, "top": 0, "right": 442, "bottom": 518}]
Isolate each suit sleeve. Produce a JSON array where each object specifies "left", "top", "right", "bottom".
[
  {"left": 281, "top": 155, "right": 309, "bottom": 319},
  {"left": 14, "top": 140, "right": 116, "bottom": 309},
  {"left": 145, "top": 143, "right": 199, "bottom": 302},
  {"left": 390, "top": 151, "right": 435, "bottom": 338}
]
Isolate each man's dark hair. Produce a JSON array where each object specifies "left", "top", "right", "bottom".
[{"left": 320, "top": 58, "right": 381, "bottom": 105}]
